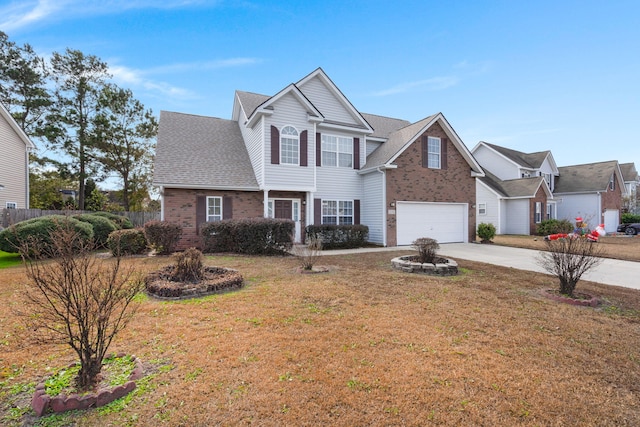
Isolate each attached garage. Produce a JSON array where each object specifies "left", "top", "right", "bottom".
[
  {"left": 603, "top": 209, "right": 619, "bottom": 234},
  {"left": 396, "top": 201, "right": 468, "bottom": 245}
]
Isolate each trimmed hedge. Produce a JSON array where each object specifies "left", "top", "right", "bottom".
[
  {"left": 107, "top": 228, "right": 148, "bottom": 256},
  {"left": 536, "top": 219, "right": 574, "bottom": 236},
  {"left": 622, "top": 213, "right": 640, "bottom": 224},
  {"left": 201, "top": 218, "right": 294, "bottom": 255},
  {"left": 73, "top": 214, "right": 118, "bottom": 248},
  {"left": 0, "top": 215, "right": 94, "bottom": 255},
  {"left": 91, "top": 212, "right": 134, "bottom": 229},
  {"left": 144, "top": 221, "right": 183, "bottom": 255},
  {"left": 305, "top": 224, "right": 369, "bottom": 250}
]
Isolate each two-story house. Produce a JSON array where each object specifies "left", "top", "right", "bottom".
[
  {"left": 0, "top": 102, "right": 34, "bottom": 210},
  {"left": 153, "top": 68, "right": 484, "bottom": 249},
  {"left": 620, "top": 163, "right": 639, "bottom": 214},
  {"left": 471, "top": 142, "right": 557, "bottom": 235},
  {"left": 554, "top": 160, "right": 626, "bottom": 232}
]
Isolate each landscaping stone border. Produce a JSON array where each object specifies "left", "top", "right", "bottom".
[
  {"left": 31, "top": 353, "right": 144, "bottom": 417},
  {"left": 391, "top": 255, "right": 459, "bottom": 276}
]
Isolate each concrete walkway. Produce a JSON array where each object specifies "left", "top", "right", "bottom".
[{"left": 317, "top": 243, "right": 640, "bottom": 291}]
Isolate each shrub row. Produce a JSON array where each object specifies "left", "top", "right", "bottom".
[
  {"left": 536, "top": 219, "right": 574, "bottom": 236},
  {"left": 622, "top": 213, "right": 640, "bottom": 224},
  {"left": 143, "top": 221, "right": 182, "bottom": 255},
  {"left": 305, "top": 224, "right": 369, "bottom": 250},
  {"left": 0, "top": 216, "right": 94, "bottom": 255},
  {"left": 107, "top": 229, "right": 148, "bottom": 256},
  {"left": 201, "top": 218, "right": 294, "bottom": 255}
]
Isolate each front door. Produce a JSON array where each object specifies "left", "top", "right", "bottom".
[{"left": 270, "top": 199, "right": 301, "bottom": 242}]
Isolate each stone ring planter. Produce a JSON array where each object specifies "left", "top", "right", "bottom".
[
  {"left": 31, "top": 353, "right": 144, "bottom": 417},
  {"left": 391, "top": 255, "right": 459, "bottom": 276}
]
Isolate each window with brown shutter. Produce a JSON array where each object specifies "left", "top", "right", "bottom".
[
  {"left": 271, "top": 125, "right": 279, "bottom": 164},
  {"left": 300, "top": 130, "right": 308, "bottom": 167}
]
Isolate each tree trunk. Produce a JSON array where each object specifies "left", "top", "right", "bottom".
[{"left": 77, "top": 356, "right": 102, "bottom": 390}]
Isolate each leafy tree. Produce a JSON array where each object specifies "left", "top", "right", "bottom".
[
  {"left": 29, "top": 163, "right": 78, "bottom": 210},
  {"left": 47, "top": 49, "right": 110, "bottom": 210},
  {"left": 0, "top": 31, "right": 52, "bottom": 137},
  {"left": 93, "top": 84, "right": 157, "bottom": 211}
]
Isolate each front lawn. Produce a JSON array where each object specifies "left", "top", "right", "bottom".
[
  {"left": 0, "top": 251, "right": 21, "bottom": 269},
  {"left": 1, "top": 252, "right": 639, "bottom": 426}
]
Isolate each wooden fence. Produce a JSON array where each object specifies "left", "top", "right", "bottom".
[{"left": 1, "top": 209, "right": 160, "bottom": 228}]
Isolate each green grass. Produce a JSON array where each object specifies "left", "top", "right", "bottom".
[{"left": 0, "top": 251, "right": 21, "bottom": 269}]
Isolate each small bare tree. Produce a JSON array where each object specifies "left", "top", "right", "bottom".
[
  {"left": 19, "top": 220, "right": 144, "bottom": 390},
  {"left": 412, "top": 237, "right": 440, "bottom": 264},
  {"left": 537, "top": 237, "right": 604, "bottom": 297},
  {"left": 294, "top": 235, "right": 323, "bottom": 271}
]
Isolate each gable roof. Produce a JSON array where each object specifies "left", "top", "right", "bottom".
[
  {"left": 479, "top": 170, "right": 551, "bottom": 198},
  {"left": 153, "top": 111, "right": 258, "bottom": 190},
  {"left": 235, "top": 91, "right": 270, "bottom": 119},
  {"left": 555, "top": 160, "right": 624, "bottom": 194},
  {"left": 477, "top": 142, "right": 553, "bottom": 171},
  {"left": 0, "top": 102, "right": 35, "bottom": 150},
  {"left": 620, "top": 162, "right": 638, "bottom": 183},
  {"left": 362, "top": 113, "right": 484, "bottom": 176}
]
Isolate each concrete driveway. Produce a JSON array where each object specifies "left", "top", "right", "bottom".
[{"left": 317, "top": 243, "right": 640, "bottom": 291}]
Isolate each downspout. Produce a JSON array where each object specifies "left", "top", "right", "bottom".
[
  {"left": 378, "top": 166, "right": 387, "bottom": 247},
  {"left": 159, "top": 186, "right": 165, "bottom": 220}
]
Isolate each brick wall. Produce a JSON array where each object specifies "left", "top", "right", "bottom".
[
  {"left": 385, "top": 122, "right": 476, "bottom": 246},
  {"left": 601, "top": 173, "right": 623, "bottom": 223},
  {"left": 529, "top": 184, "right": 548, "bottom": 235}
]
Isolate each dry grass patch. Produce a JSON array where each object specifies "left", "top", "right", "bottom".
[{"left": 1, "top": 252, "right": 639, "bottom": 426}]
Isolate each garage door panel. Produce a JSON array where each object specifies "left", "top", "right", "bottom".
[{"left": 396, "top": 202, "right": 466, "bottom": 245}]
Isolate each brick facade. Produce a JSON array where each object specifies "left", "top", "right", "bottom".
[
  {"left": 601, "top": 173, "right": 623, "bottom": 223},
  {"left": 529, "top": 185, "right": 548, "bottom": 235},
  {"left": 385, "top": 122, "right": 476, "bottom": 246},
  {"left": 163, "top": 188, "right": 307, "bottom": 250}
]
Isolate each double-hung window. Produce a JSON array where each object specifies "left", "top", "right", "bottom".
[
  {"left": 280, "top": 126, "right": 299, "bottom": 165},
  {"left": 609, "top": 174, "right": 615, "bottom": 191},
  {"left": 322, "top": 200, "right": 353, "bottom": 225},
  {"left": 546, "top": 203, "right": 553, "bottom": 220},
  {"left": 321, "top": 134, "right": 352, "bottom": 167},
  {"left": 478, "top": 203, "right": 487, "bottom": 215},
  {"left": 207, "top": 196, "right": 222, "bottom": 222},
  {"left": 427, "top": 137, "right": 441, "bottom": 169},
  {"left": 535, "top": 202, "right": 542, "bottom": 223}
]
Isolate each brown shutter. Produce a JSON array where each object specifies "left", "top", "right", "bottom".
[
  {"left": 354, "top": 199, "right": 360, "bottom": 225},
  {"left": 223, "top": 196, "right": 233, "bottom": 219},
  {"left": 353, "top": 137, "right": 360, "bottom": 170},
  {"left": 196, "top": 195, "right": 206, "bottom": 232},
  {"left": 316, "top": 132, "right": 322, "bottom": 167},
  {"left": 271, "top": 125, "right": 279, "bottom": 165},
  {"left": 441, "top": 137, "right": 448, "bottom": 170},
  {"left": 421, "top": 136, "right": 428, "bottom": 168},
  {"left": 300, "top": 130, "right": 308, "bottom": 167},
  {"left": 314, "top": 198, "right": 322, "bottom": 225}
]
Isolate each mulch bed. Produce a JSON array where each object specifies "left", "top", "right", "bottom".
[{"left": 145, "top": 266, "right": 244, "bottom": 299}]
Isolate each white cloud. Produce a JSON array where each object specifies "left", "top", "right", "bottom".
[
  {"left": 109, "top": 64, "right": 197, "bottom": 100},
  {"left": 372, "top": 76, "right": 459, "bottom": 97},
  {"left": 146, "top": 58, "right": 261, "bottom": 75}
]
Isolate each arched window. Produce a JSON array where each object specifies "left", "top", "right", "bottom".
[{"left": 280, "top": 126, "right": 299, "bottom": 165}]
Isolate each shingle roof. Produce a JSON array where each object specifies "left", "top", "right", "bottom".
[
  {"left": 479, "top": 170, "right": 546, "bottom": 198},
  {"left": 620, "top": 162, "right": 638, "bottom": 182},
  {"left": 363, "top": 114, "right": 438, "bottom": 169},
  {"left": 554, "top": 160, "right": 619, "bottom": 193},
  {"left": 483, "top": 142, "right": 549, "bottom": 169},
  {"left": 153, "top": 111, "right": 259, "bottom": 189},
  {"left": 360, "top": 113, "right": 411, "bottom": 139},
  {"left": 236, "top": 91, "right": 270, "bottom": 118}
]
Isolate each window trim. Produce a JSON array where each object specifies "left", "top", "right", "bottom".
[
  {"left": 321, "top": 133, "right": 353, "bottom": 168},
  {"left": 321, "top": 199, "right": 354, "bottom": 225},
  {"left": 206, "top": 196, "right": 223, "bottom": 222},
  {"left": 609, "top": 174, "right": 615, "bottom": 191},
  {"left": 546, "top": 203, "right": 553, "bottom": 220},
  {"left": 280, "top": 125, "right": 300, "bottom": 165},
  {"left": 535, "top": 201, "right": 542, "bottom": 223},
  {"left": 6, "top": 202, "right": 17, "bottom": 209},
  {"left": 478, "top": 203, "right": 487, "bottom": 215}
]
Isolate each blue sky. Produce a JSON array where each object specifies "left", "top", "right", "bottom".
[{"left": 2, "top": 0, "right": 639, "bottom": 173}]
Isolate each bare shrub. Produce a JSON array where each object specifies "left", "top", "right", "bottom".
[
  {"left": 537, "top": 237, "right": 604, "bottom": 297},
  {"left": 19, "top": 219, "right": 144, "bottom": 391},
  {"left": 412, "top": 237, "right": 440, "bottom": 264},
  {"left": 172, "top": 247, "right": 204, "bottom": 282},
  {"left": 294, "top": 236, "right": 323, "bottom": 271}
]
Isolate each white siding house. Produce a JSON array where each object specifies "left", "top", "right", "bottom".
[{"left": 0, "top": 102, "right": 34, "bottom": 210}]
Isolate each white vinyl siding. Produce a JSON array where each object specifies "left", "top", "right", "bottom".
[
  {"left": 555, "top": 193, "right": 601, "bottom": 231},
  {"left": 476, "top": 180, "right": 501, "bottom": 233},
  {"left": 264, "top": 93, "right": 314, "bottom": 190},
  {"left": 297, "top": 76, "right": 359, "bottom": 125},
  {"left": 207, "top": 197, "right": 222, "bottom": 222},
  {"left": 361, "top": 171, "right": 385, "bottom": 244},
  {"left": 472, "top": 144, "right": 521, "bottom": 181},
  {"left": 0, "top": 112, "right": 29, "bottom": 209},
  {"left": 366, "top": 140, "right": 383, "bottom": 157},
  {"left": 238, "top": 106, "right": 264, "bottom": 185}
]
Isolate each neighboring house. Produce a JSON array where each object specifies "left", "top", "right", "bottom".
[
  {"left": 471, "top": 142, "right": 558, "bottom": 234},
  {"left": 153, "top": 68, "right": 484, "bottom": 249},
  {"left": 554, "top": 160, "right": 626, "bottom": 233},
  {"left": 0, "top": 102, "right": 34, "bottom": 210},
  {"left": 620, "top": 162, "right": 639, "bottom": 214}
]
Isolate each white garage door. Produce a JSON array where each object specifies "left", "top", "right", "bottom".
[
  {"left": 396, "top": 202, "right": 467, "bottom": 245},
  {"left": 603, "top": 209, "right": 619, "bottom": 233}
]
